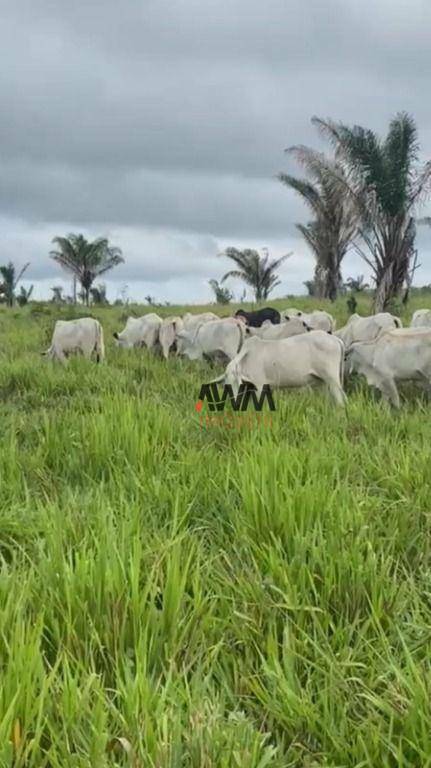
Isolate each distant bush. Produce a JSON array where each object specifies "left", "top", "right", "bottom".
[{"left": 29, "top": 304, "right": 55, "bottom": 317}]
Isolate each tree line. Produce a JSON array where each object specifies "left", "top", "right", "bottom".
[
  {"left": 1, "top": 112, "right": 430, "bottom": 309},
  {"left": 217, "top": 112, "right": 431, "bottom": 311}
]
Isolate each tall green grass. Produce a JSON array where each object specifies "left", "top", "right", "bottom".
[{"left": 1, "top": 297, "right": 431, "bottom": 766}]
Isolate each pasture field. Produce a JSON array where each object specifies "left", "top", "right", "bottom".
[{"left": 1, "top": 295, "right": 431, "bottom": 767}]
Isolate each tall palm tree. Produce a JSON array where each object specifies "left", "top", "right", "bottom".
[
  {"left": 279, "top": 148, "right": 358, "bottom": 301},
  {"left": 50, "top": 234, "right": 124, "bottom": 306},
  {"left": 0, "top": 262, "right": 30, "bottom": 306},
  {"left": 313, "top": 112, "right": 431, "bottom": 310},
  {"left": 220, "top": 247, "right": 291, "bottom": 302}
]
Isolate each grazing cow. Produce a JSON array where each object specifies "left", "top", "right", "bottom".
[
  {"left": 214, "top": 330, "right": 346, "bottom": 406},
  {"left": 177, "top": 318, "right": 246, "bottom": 361},
  {"left": 246, "top": 316, "right": 311, "bottom": 339},
  {"left": 282, "top": 309, "right": 335, "bottom": 332},
  {"left": 113, "top": 314, "right": 162, "bottom": 349},
  {"left": 235, "top": 307, "right": 281, "bottom": 327},
  {"left": 177, "top": 312, "right": 218, "bottom": 354},
  {"left": 346, "top": 327, "right": 431, "bottom": 408},
  {"left": 159, "top": 316, "right": 184, "bottom": 359},
  {"left": 299, "top": 311, "right": 335, "bottom": 332},
  {"left": 43, "top": 318, "right": 105, "bottom": 364},
  {"left": 281, "top": 307, "right": 302, "bottom": 319},
  {"left": 335, "top": 312, "right": 402, "bottom": 349},
  {"left": 182, "top": 312, "right": 219, "bottom": 330},
  {"left": 411, "top": 309, "right": 431, "bottom": 328}
]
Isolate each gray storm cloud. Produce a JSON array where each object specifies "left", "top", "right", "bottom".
[{"left": 1, "top": 0, "right": 431, "bottom": 301}]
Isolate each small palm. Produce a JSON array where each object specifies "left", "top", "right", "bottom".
[
  {"left": 221, "top": 248, "right": 291, "bottom": 302},
  {"left": 50, "top": 234, "right": 124, "bottom": 306}
]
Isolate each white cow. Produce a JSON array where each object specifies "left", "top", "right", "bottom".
[
  {"left": 176, "top": 312, "right": 219, "bottom": 354},
  {"left": 177, "top": 318, "right": 245, "bottom": 361},
  {"left": 246, "top": 316, "right": 310, "bottom": 339},
  {"left": 335, "top": 313, "right": 401, "bottom": 349},
  {"left": 159, "top": 316, "right": 184, "bottom": 359},
  {"left": 281, "top": 307, "right": 302, "bottom": 318},
  {"left": 113, "top": 314, "right": 162, "bottom": 349},
  {"left": 43, "top": 318, "right": 105, "bottom": 364},
  {"left": 411, "top": 309, "right": 431, "bottom": 328},
  {"left": 182, "top": 312, "right": 219, "bottom": 330},
  {"left": 346, "top": 327, "right": 431, "bottom": 407},
  {"left": 216, "top": 330, "right": 346, "bottom": 406},
  {"left": 282, "top": 309, "right": 335, "bottom": 332}
]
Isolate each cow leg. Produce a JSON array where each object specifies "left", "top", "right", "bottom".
[
  {"left": 326, "top": 378, "right": 347, "bottom": 407},
  {"left": 82, "top": 344, "right": 93, "bottom": 360},
  {"left": 379, "top": 377, "right": 400, "bottom": 408},
  {"left": 415, "top": 372, "right": 431, "bottom": 398},
  {"left": 55, "top": 348, "right": 68, "bottom": 366}
]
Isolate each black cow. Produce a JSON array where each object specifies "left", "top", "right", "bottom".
[{"left": 235, "top": 307, "right": 281, "bottom": 327}]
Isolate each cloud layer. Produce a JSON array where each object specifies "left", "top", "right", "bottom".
[{"left": 2, "top": 0, "right": 431, "bottom": 301}]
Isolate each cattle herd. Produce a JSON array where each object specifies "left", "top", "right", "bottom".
[{"left": 42, "top": 306, "right": 431, "bottom": 408}]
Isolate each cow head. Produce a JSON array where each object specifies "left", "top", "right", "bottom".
[
  {"left": 113, "top": 331, "right": 134, "bottom": 348},
  {"left": 176, "top": 329, "right": 202, "bottom": 360}
]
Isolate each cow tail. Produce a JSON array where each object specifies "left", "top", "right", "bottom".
[
  {"left": 338, "top": 338, "right": 346, "bottom": 383},
  {"left": 237, "top": 320, "right": 246, "bottom": 352},
  {"left": 96, "top": 322, "right": 105, "bottom": 362}
]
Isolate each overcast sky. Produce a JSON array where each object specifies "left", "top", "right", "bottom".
[{"left": 2, "top": 0, "right": 431, "bottom": 303}]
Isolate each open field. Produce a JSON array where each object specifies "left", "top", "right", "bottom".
[{"left": 1, "top": 295, "right": 431, "bottom": 767}]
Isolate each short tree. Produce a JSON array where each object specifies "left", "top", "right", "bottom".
[
  {"left": 0, "top": 262, "right": 30, "bottom": 306},
  {"left": 344, "top": 275, "right": 369, "bottom": 293},
  {"left": 50, "top": 234, "right": 124, "bottom": 306},
  {"left": 208, "top": 279, "right": 233, "bottom": 305},
  {"left": 90, "top": 284, "right": 108, "bottom": 305},
  {"left": 221, "top": 247, "right": 290, "bottom": 302},
  {"left": 16, "top": 285, "right": 34, "bottom": 307},
  {"left": 51, "top": 286, "right": 65, "bottom": 303}
]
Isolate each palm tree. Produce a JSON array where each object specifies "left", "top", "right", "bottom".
[
  {"left": 303, "top": 279, "right": 316, "bottom": 297},
  {"left": 208, "top": 279, "right": 233, "bottom": 305},
  {"left": 90, "top": 283, "right": 108, "bottom": 305},
  {"left": 0, "top": 262, "right": 30, "bottom": 306},
  {"left": 313, "top": 112, "right": 431, "bottom": 311},
  {"left": 16, "top": 285, "right": 34, "bottom": 306},
  {"left": 279, "top": 147, "right": 358, "bottom": 301},
  {"left": 344, "top": 275, "right": 370, "bottom": 293},
  {"left": 220, "top": 247, "right": 291, "bottom": 302},
  {"left": 51, "top": 285, "right": 64, "bottom": 303},
  {"left": 50, "top": 234, "right": 124, "bottom": 306}
]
